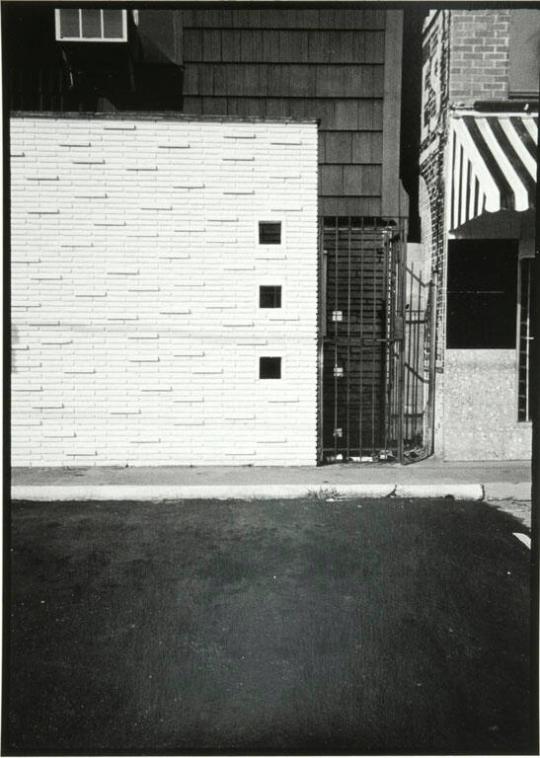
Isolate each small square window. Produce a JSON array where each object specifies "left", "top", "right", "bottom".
[
  {"left": 259, "top": 285, "right": 282, "bottom": 308},
  {"left": 259, "top": 357, "right": 281, "bottom": 379},
  {"left": 259, "top": 222, "right": 281, "bottom": 245}
]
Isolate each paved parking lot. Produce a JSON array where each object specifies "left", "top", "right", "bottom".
[{"left": 5, "top": 496, "right": 534, "bottom": 755}]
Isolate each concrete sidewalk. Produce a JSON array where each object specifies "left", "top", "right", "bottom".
[{"left": 10, "top": 458, "right": 531, "bottom": 501}]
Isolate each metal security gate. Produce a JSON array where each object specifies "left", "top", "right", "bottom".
[{"left": 319, "top": 216, "right": 434, "bottom": 464}]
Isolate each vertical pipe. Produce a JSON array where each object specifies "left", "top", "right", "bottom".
[
  {"left": 359, "top": 218, "right": 364, "bottom": 456},
  {"left": 421, "top": 278, "right": 425, "bottom": 444},
  {"left": 415, "top": 273, "right": 423, "bottom": 443},
  {"left": 390, "top": 229, "right": 397, "bottom": 459},
  {"left": 321, "top": 248, "right": 328, "bottom": 455},
  {"left": 334, "top": 217, "right": 339, "bottom": 457},
  {"left": 403, "top": 266, "right": 409, "bottom": 444},
  {"left": 426, "top": 278, "right": 438, "bottom": 456},
  {"left": 382, "top": 230, "right": 389, "bottom": 455},
  {"left": 346, "top": 221, "right": 352, "bottom": 459},
  {"left": 526, "top": 260, "right": 531, "bottom": 421},
  {"left": 405, "top": 266, "right": 412, "bottom": 445},
  {"left": 415, "top": 272, "right": 420, "bottom": 442},
  {"left": 518, "top": 260, "right": 524, "bottom": 422},
  {"left": 413, "top": 267, "right": 420, "bottom": 444},
  {"left": 413, "top": 269, "right": 419, "bottom": 443},
  {"left": 371, "top": 223, "right": 378, "bottom": 456},
  {"left": 391, "top": 230, "right": 397, "bottom": 453},
  {"left": 397, "top": 221, "right": 407, "bottom": 463},
  {"left": 376, "top": 221, "right": 382, "bottom": 456},
  {"left": 391, "top": 229, "right": 397, "bottom": 454},
  {"left": 317, "top": 219, "right": 324, "bottom": 463}
]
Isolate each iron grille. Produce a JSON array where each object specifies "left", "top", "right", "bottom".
[{"left": 319, "top": 216, "right": 434, "bottom": 464}]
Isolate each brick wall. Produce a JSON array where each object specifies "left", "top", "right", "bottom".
[
  {"left": 449, "top": 9, "right": 511, "bottom": 104},
  {"left": 419, "top": 9, "right": 519, "bottom": 456},
  {"left": 419, "top": 8, "right": 513, "bottom": 370},
  {"left": 419, "top": 11, "right": 450, "bottom": 375},
  {"left": 11, "top": 114, "right": 319, "bottom": 466}
]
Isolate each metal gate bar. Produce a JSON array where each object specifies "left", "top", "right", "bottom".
[
  {"left": 346, "top": 222, "right": 352, "bottom": 456},
  {"left": 358, "top": 219, "right": 365, "bottom": 454},
  {"left": 401, "top": 263, "right": 432, "bottom": 461},
  {"left": 319, "top": 216, "right": 434, "bottom": 464},
  {"left": 383, "top": 225, "right": 403, "bottom": 462}
]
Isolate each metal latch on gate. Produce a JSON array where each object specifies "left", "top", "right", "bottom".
[{"left": 333, "top": 366, "right": 344, "bottom": 377}]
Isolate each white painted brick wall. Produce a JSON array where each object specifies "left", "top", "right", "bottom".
[{"left": 11, "top": 115, "right": 319, "bottom": 466}]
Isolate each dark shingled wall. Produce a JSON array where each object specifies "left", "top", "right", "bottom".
[{"left": 178, "top": 8, "right": 403, "bottom": 217}]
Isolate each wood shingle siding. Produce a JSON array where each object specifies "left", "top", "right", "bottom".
[
  {"left": 183, "top": 65, "right": 384, "bottom": 98},
  {"left": 179, "top": 8, "right": 401, "bottom": 216},
  {"left": 184, "top": 30, "right": 386, "bottom": 63},
  {"left": 319, "top": 165, "right": 384, "bottom": 198},
  {"left": 180, "top": 9, "right": 386, "bottom": 30},
  {"left": 322, "top": 197, "right": 382, "bottom": 216},
  {"left": 183, "top": 98, "right": 384, "bottom": 130}
]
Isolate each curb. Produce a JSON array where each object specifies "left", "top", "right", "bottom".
[
  {"left": 394, "top": 483, "right": 484, "bottom": 500},
  {"left": 11, "top": 482, "right": 485, "bottom": 502},
  {"left": 483, "top": 481, "right": 531, "bottom": 501}
]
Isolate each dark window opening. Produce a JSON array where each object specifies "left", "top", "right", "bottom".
[
  {"left": 259, "top": 357, "right": 281, "bottom": 379},
  {"left": 446, "top": 239, "right": 518, "bottom": 349},
  {"left": 259, "top": 222, "right": 281, "bottom": 245},
  {"left": 259, "top": 286, "right": 282, "bottom": 309},
  {"left": 518, "top": 258, "right": 533, "bottom": 421}
]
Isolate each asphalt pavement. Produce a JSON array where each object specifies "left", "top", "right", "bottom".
[{"left": 5, "top": 495, "right": 535, "bottom": 755}]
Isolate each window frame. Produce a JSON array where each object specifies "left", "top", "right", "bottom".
[{"left": 55, "top": 8, "right": 128, "bottom": 42}]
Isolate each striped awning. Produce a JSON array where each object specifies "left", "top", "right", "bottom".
[{"left": 449, "top": 111, "right": 537, "bottom": 230}]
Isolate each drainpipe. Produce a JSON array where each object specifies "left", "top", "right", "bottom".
[{"left": 529, "top": 67, "right": 539, "bottom": 754}]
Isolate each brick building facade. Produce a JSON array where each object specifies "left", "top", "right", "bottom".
[
  {"left": 419, "top": 8, "right": 538, "bottom": 460},
  {"left": 448, "top": 9, "right": 511, "bottom": 103}
]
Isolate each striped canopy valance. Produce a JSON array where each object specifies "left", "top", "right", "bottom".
[{"left": 449, "top": 111, "right": 537, "bottom": 231}]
